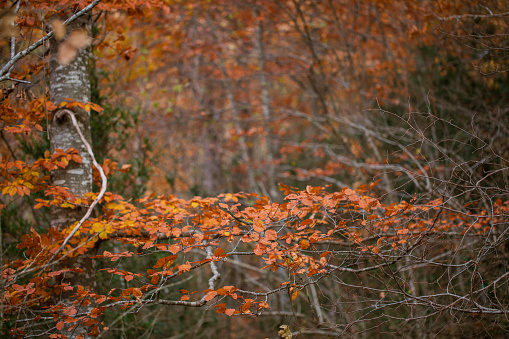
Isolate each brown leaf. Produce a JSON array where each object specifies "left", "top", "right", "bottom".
[
  {"left": 67, "top": 29, "right": 92, "bottom": 49},
  {"left": 57, "top": 29, "right": 92, "bottom": 65},
  {"left": 51, "top": 19, "right": 66, "bottom": 40},
  {"left": 0, "top": 6, "right": 18, "bottom": 38},
  {"left": 57, "top": 41, "right": 77, "bottom": 66}
]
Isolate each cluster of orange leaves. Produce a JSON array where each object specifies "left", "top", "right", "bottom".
[{"left": 3, "top": 142, "right": 508, "bottom": 337}]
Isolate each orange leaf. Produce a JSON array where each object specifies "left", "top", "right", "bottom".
[
  {"left": 64, "top": 307, "right": 77, "bottom": 316},
  {"left": 254, "top": 243, "right": 265, "bottom": 256},
  {"left": 124, "top": 275, "right": 134, "bottom": 282},
  {"left": 120, "top": 164, "right": 132, "bottom": 172},
  {"left": 45, "top": 101, "right": 58, "bottom": 111},
  {"left": 154, "top": 255, "right": 177, "bottom": 268},
  {"left": 291, "top": 289, "right": 299, "bottom": 300},
  {"left": 205, "top": 291, "right": 217, "bottom": 301},
  {"left": 168, "top": 244, "right": 180, "bottom": 254},
  {"left": 132, "top": 288, "right": 142, "bottom": 298},
  {"left": 56, "top": 321, "right": 65, "bottom": 331},
  {"left": 265, "top": 229, "right": 277, "bottom": 240},
  {"left": 300, "top": 219, "right": 314, "bottom": 227},
  {"left": 253, "top": 221, "right": 265, "bottom": 232},
  {"left": 178, "top": 263, "right": 191, "bottom": 272},
  {"left": 12, "top": 284, "right": 24, "bottom": 291},
  {"left": 241, "top": 300, "right": 252, "bottom": 311},
  {"left": 225, "top": 308, "right": 235, "bottom": 316},
  {"left": 72, "top": 154, "right": 82, "bottom": 164},
  {"left": 299, "top": 239, "right": 310, "bottom": 249},
  {"left": 90, "top": 308, "right": 102, "bottom": 318},
  {"left": 397, "top": 229, "right": 409, "bottom": 235},
  {"left": 151, "top": 275, "right": 159, "bottom": 284}
]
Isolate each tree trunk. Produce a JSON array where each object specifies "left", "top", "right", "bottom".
[{"left": 49, "top": 14, "right": 96, "bottom": 339}]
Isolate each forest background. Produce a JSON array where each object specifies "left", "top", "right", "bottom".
[{"left": 1, "top": 0, "right": 508, "bottom": 338}]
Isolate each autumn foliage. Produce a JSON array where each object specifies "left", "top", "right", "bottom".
[{"left": 1, "top": 0, "right": 509, "bottom": 338}]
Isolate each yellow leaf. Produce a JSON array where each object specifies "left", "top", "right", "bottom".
[
  {"left": 278, "top": 325, "right": 293, "bottom": 338},
  {"left": 8, "top": 186, "right": 17, "bottom": 196},
  {"left": 2, "top": 186, "right": 10, "bottom": 195},
  {"left": 106, "top": 202, "right": 123, "bottom": 210},
  {"left": 61, "top": 202, "right": 75, "bottom": 209},
  {"left": 91, "top": 223, "right": 103, "bottom": 233}
]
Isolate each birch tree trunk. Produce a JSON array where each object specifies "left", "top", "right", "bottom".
[{"left": 49, "top": 14, "right": 96, "bottom": 339}]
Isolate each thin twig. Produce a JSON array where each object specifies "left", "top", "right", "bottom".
[{"left": 0, "top": 0, "right": 103, "bottom": 82}]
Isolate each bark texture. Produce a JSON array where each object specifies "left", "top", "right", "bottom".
[{"left": 49, "top": 15, "right": 96, "bottom": 339}]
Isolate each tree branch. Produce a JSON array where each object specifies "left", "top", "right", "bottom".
[{"left": 0, "top": 0, "right": 103, "bottom": 82}]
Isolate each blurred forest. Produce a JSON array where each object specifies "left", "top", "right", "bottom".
[{"left": 1, "top": 0, "right": 509, "bottom": 338}]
